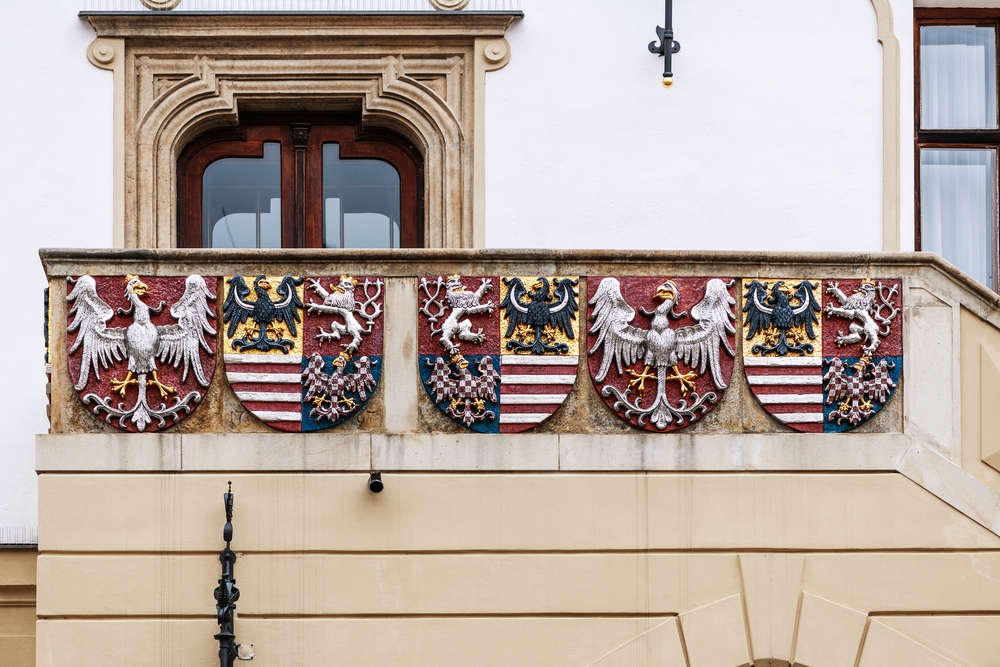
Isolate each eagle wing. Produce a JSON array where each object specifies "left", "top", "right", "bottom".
[
  {"left": 272, "top": 275, "right": 304, "bottom": 337},
  {"left": 742, "top": 280, "right": 774, "bottom": 340},
  {"left": 66, "top": 275, "right": 127, "bottom": 391},
  {"left": 674, "top": 279, "right": 737, "bottom": 389},
  {"left": 222, "top": 275, "right": 254, "bottom": 338},
  {"left": 789, "top": 280, "right": 821, "bottom": 338},
  {"left": 587, "top": 277, "right": 647, "bottom": 382},
  {"left": 548, "top": 278, "right": 579, "bottom": 340},
  {"left": 156, "top": 275, "right": 217, "bottom": 387},
  {"left": 500, "top": 277, "right": 530, "bottom": 337}
]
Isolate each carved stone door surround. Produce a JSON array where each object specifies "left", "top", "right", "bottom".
[{"left": 84, "top": 12, "right": 517, "bottom": 249}]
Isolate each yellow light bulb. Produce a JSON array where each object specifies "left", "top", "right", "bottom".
[{"left": 662, "top": 76, "right": 674, "bottom": 88}]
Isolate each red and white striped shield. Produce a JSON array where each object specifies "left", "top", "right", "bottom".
[
  {"left": 497, "top": 275, "right": 581, "bottom": 433},
  {"left": 418, "top": 274, "right": 581, "bottom": 433},
  {"left": 741, "top": 277, "right": 902, "bottom": 432},
  {"left": 222, "top": 274, "right": 384, "bottom": 432},
  {"left": 743, "top": 356, "right": 824, "bottom": 431},
  {"left": 498, "top": 353, "right": 579, "bottom": 433}
]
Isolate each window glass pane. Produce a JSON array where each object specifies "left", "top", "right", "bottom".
[
  {"left": 921, "top": 26, "right": 997, "bottom": 129},
  {"left": 203, "top": 142, "right": 281, "bottom": 248},
  {"left": 322, "top": 143, "right": 401, "bottom": 249},
  {"left": 921, "top": 148, "right": 996, "bottom": 287}
]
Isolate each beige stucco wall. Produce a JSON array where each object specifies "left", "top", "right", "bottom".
[
  {"left": 0, "top": 550, "right": 36, "bottom": 667},
  {"left": 32, "top": 471, "right": 1000, "bottom": 667}
]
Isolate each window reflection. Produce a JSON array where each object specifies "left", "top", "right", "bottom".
[
  {"left": 203, "top": 142, "right": 282, "bottom": 248},
  {"left": 921, "top": 26, "right": 997, "bottom": 130},
  {"left": 322, "top": 144, "right": 401, "bottom": 249},
  {"left": 921, "top": 148, "right": 997, "bottom": 287}
]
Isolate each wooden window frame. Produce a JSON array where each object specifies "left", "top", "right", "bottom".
[
  {"left": 177, "top": 115, "right": 424, "bottom": 248},
  {"left": 915, "top": 9, "right": 1000, "bottom": 290}
]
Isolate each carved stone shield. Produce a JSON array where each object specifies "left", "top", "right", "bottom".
[
  {"left": 742, "top": 278, "right": 902, "bottom": 432},
  {"left": 586, "top": 276, "right": 737, "bottom": 432},
  {"left": 497, "top": 275, "right": 581, "bottom": 433},
  {"left": 222, "top": 274, "right": 384, "bottom": 432},
  {"left": 418, "top": 275, "right": 502, "bottom": 433},
  {"left": 66, "top": 274, "right": 217, "bottom": 433},
  {"left": 418, "top": 274, "right": 580, "bottom": 433}
]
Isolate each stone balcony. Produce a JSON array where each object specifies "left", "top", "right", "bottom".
[{"left": 37, "top": 248, "right": 1000, "bottom": 533}]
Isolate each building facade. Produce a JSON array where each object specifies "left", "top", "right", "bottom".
[{"left": 4, "top": 0, "right": 1000, "bottom": 665}]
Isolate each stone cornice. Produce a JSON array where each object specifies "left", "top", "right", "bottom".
[
  {"left": 82, "top": 11, "right": 521, "bottom": 39},
  {"left": 37, "top": 247, "right": 1000, "bottom": 316}
]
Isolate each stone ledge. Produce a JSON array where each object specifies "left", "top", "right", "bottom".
[
  {"left": 39, "top": 431, "right": 1000, "bottom": 539},
  {"left": 39, "top": 248, "right": 1000, "bottom": 323},
  {"left": 36, "top": 432, "right": 910, "bottom": 473}
]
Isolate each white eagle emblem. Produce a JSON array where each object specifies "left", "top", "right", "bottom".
[
  {"left": 588, "top": 277, "right": 736, "bottom": 430},
  {"left": 67, "top": 274, "right": 216, "bottom": 431}
]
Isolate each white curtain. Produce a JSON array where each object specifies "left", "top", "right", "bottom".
[
  {"left": 921, "top": 149, "right": 996, "bottom": 287},
  {"left": 921, "top": 26, "right": 997, "bottom": 129}
]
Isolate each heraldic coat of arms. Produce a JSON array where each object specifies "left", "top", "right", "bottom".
[
  {"left": 66, "top": 274, "right": 217, "bottom": 432},
  {"left": 419, "top": 273, "right": 581, "bottom": 433},
  {"left": 587, "top": 276, "right": 737, "bottom": 432},
  {"left": 742, "top": 278, "right": 902, "bottom": 432},
  {"left": 222, "top": 274, "right": 383, "bottom": 431}
]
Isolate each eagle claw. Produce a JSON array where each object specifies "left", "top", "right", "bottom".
[
  {"left": 110, "top": 372, "right": 139, "bottom": 398},
  {"left": 146, "top": 371, "right": 176, "bottom": 400},
  {"left": 665, "top": 365, "right": 699, "bottom": 397},
  {"left": 626, "top": 366, "right": 656, "bottom": 394}
]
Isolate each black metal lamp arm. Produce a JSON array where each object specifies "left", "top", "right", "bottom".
[
  {"left": 648, "top": 0, "right": 681, "bottom": 87},
  {"left": 214, "top": 482, "right": 240, "bottom": 667}
]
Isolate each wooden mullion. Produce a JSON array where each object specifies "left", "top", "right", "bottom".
[
  {"left": 917, "top": 131, "right": 1000, "bottom": 143},
  {"left": 916, "top": 8, "right": 1000, "bottom": 21}
]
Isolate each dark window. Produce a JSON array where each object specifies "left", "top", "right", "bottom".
[
  {"left": 916, "top": 10, "right": 1000, "bottom": 289},
  {"left": 178, "top": 117, "right": 423, "bottom": 248}
]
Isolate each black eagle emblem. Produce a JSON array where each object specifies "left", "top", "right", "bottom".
[
  {"left": 500, "top": 277, "right": 579, "bottom": 354},
  {"left": 743, "top": 280, "right": 821, "bottom": 356},
  {"left": 223, "top": 274, "right": 304, "bottom": 353}
]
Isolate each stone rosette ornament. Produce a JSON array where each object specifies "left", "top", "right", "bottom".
[
  {"left": 587, "top": 276, "right": 737, "bottom": 432},
  {"left": 429, "top": 0, "right": 471, "bottom": 10},
  {"left": 418, "top": 274, "right": 581, "bottom": 433},
  {"left": 66, "top": 274, "right": 217, "bottom": 432},
  {"left": 742, "top": 278, "right": 902, "bottom": 432},
  {"left": 221, "top": 274, "right": 383, "bottom": 432},
  {"left": 140, "top": 0, "right": 182, "bottom": 9}
]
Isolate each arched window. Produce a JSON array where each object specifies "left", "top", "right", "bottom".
[{"left": 177, "top": 116, "right": 424, "bottom": 248}]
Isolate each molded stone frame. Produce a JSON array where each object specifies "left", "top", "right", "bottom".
[{"left": 83, "top": 12, "right": 518, "bottom": 249}]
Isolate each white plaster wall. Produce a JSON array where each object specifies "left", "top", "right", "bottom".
[
  {"left": 0, "top": 1, "right": 113, "bottom": 534},
  {"left": 485, "top": 0, "right": 886, "bottom": 251},
  {"left": 0, "top": 0, "right": 917, "bottom": 534},
  {"left": 893, "top": 0, "right": 915, "bottom": 253}
]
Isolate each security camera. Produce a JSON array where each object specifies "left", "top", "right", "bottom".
[{"left": 368, "top": 471, "right": 383, "bottom": 493}]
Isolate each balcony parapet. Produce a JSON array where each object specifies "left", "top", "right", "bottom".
[{"left": 37, "top": 248, "right": 1000, "bottom": 534}]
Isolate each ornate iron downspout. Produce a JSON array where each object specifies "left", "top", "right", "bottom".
[
  {"left": 214, "top": 482, "right": 240, "bottom": 667},
  {"left": 648, "top": 0, "right": 681, "bottom": 87}
]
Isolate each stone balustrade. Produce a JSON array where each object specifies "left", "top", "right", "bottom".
[{"left": 36, "top": 248, "right": 1000, "bottom": 526}]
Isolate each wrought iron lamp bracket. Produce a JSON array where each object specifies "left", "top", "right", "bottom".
[
  {"left": 648, "top": 1, "right": 681, "bottom": 88},
  {"left": 214, "top": 482, "right": 241, "bottom": 667}
]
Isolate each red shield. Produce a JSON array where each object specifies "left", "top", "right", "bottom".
[
  {"left": 587, "top": 276, "right": 737, "bottom": 432},
  {"left": 66, "top": 274, "right": 217, "bottom": 433}
]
